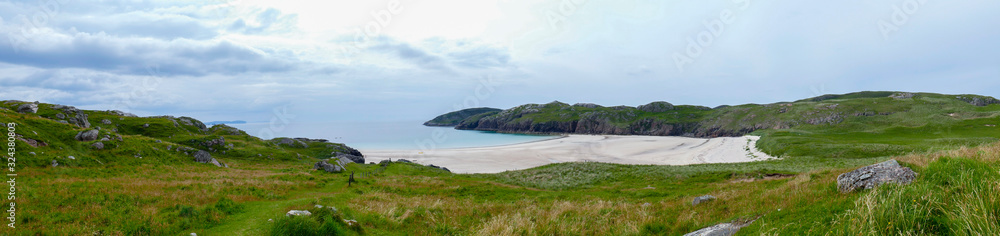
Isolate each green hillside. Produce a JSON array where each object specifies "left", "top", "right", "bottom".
[{"left": 423, "top": 107, "right": 502, "bottom": 126}]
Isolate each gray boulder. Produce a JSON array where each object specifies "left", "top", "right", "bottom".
[
  {"left": 837, "top": 159, "right": 917, "bottom": 193},
  {"left": 91, "top": 142, "right": 104, "bottom": 150},
  {"left": 75, "top": 130, "right": 100, "bottom": 141},
  {"left": 336, "top": 154, "right": 365, "bottom": 164},
  {"left": 638, "top": 101, "right": 675, "bottom": 113},
  {"left": 55, "top": 113, "right": 65, "bottom": 119},
  {"left": 17, "top": 103, "right": 38, "bottom": 114},
  {"left": 692, "top": 195, "right": 716, "bottom": 206},
  {"left": 889, "top": 92, "right": 914, "bottom": 99},
  {"left": 101, "top": 119, "right": 112, "bottom": 125},
  {"left": 51, "top": 160, "right": 58, "bottom": 167},
  {"left": 193, "top": 150, "right": 223, "bottom": 167},
  {"left": 314, "top": 160, "right": 344, "bottom": 173}
]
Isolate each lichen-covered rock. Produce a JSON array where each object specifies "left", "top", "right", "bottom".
[
  {"left": 286, "top": 210, "right": 311, "bottom": 217},
  {"left": 692, "top": 195, "right": 716, "bottom": 206},
  {"left": 91, "top": 142, "right": 104, "bottom": 150},
  {"left": 837, "top": 159, "right": 917, "bottom": 193},
  {"left": 889, "top": 92, "right": 914, "bottom": 99},
  {"left": 75, "top": 129, "right": 100, "bottom": 141},
  {"left": 17, "top": 103, "right": 38, "bottom": 114}
]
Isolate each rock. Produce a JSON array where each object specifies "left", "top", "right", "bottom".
[
  {"left": 75, "top": 130, "right": 100, "bottom": 141},
  {"left": 202, "top": 136, "right": 225, "bottom": 148},
  {"left": 314, "top": 205, "right": 324, "bottom": 208},
  {"left": 143, "top": 123, "right": 149, "bottom": 128},
  {"left": 51, "top": 160, "right": 58, "bottom": 167},
  {"left": 684, "top": 223, "right": 743, "bottom": 236},
  {"left": 692, "top": 195, "right": 716, "bottom": 206},
  {"left": 572, "top": 103, "right": 602, "bottom": 108},
  {"left": 17, "top": 103, "right": 38, "bottom": 113},
  {"left": 396, "top": 159, "right": 412, "bottom": 163},
  {"left": 638, "top": 101, "right": 675, "bottom": 113},
  {"left": 837, "top": 159, "right": 917, "bottom": 193},
  {"left": 109, "top": 110, "right": 137, "bottom": 117},
  {"left": 314, "top": 160, "right": 344, "bottom": 173},
  {"left": 101, "top": 119, "right": 112, "bottom": 125},
  {"left": 286, "top": 210, "right": 311, "bottom": 217},
  {"left": 55, "top": 113, "right": 65, "bottom": 119},
  {"left": 91, "top": 142, "right": 104, "bottom": 150},
  {"left": 332, "top": 146, "right": 364, "bottom": 157},
  {"left": 67, "top": 156, "right": 75, "bottom": 160},
  {"left": 28, "top": 152, "right": 35, "bottom": 156},
  {"left": 889, "top": 92, "right": 914, "bottom": 99},
  {"left": 274, "top": 138, "right": 308, "bottom": 148},
  {"left": 52, "top": 105, "right": 90, "bottom": 128},
  {"left": 193, "top": 150, "right": 223, "bottom": 167},
  {"left": 428, "top": 164, "right": 451, "bottom": 173},
  {"left": 190, "top": 233, "right": 197, "bottom": 236},
  {"left": 336, "top": 154, "right": 365, "bottom": 164}
]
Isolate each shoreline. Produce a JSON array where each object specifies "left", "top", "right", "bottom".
[{"left": 360, "top": 135, "right": 776, "bottom": 174}]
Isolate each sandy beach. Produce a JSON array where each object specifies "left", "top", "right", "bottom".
[{"left": 361, "top": 135, "right": 777, "bottom": 174}]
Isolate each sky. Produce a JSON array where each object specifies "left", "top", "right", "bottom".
[{"left": 0, "top": 0, "right": 998, "bottom": 124}]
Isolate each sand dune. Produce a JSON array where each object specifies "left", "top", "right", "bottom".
[{"left": 360, "top": 135, "right": 777, "bottom": 174}]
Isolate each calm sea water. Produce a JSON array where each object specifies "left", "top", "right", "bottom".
[{"left": 230, "top": 120, "right": 556, "bottom": 150}]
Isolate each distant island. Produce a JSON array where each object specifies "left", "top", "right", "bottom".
[{"left": 205, "top": 120, "right": 247, "bottom": 125}]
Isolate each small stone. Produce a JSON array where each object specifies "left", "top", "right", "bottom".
[
  {"left": 101, "top": 119, "right": 112, "bottom": 125},
  {"left": 143, "top": 124, "right": 149, "bottom": 128},
  {"left": 28, "top": 152, "right": 35, "bottom": 156},
  {"left": 92, "top": 142, "right": 104, "bottom": 150},
  {"left": 67, "top": 156, "right": 75, "bottom": 160},
  {"left": 692, "top": 195, "right": 716, "bottom": 206},
  {"left": 51, "top": 160, "right": 58, "bottom": 167},
  {"left": 286, "top": 210, "right": 311, "bottom": 217}
]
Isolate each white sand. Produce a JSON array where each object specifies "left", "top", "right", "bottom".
[{"left": 360, "top": 135, "right": 777, "bottom": 174}]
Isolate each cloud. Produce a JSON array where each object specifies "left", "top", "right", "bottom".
[{"left": 0, "top": 30, "right": 299, "bottom": 76}]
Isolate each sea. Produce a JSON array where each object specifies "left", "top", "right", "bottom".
[{"left": 229, "top": 120, "right": 556, "bottom": 150}]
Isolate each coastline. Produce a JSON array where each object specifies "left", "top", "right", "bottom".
[{"left": 361, "top": 135, "right": 777, "bottom": 174}]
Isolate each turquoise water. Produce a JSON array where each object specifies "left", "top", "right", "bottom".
[{"left": 230, "top": 120, "right": 556, "bottom": 150}]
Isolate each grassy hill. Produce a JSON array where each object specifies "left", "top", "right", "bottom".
[
  {"left": 423, "top": 107, "right": 502, "bottom": 126},
  {"left": 3, "top": 92, "right": 1000, "bottom": 235}
]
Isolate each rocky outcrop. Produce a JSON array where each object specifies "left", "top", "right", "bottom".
[
  {"left": 333, "top": 146, "right": 364, "bottom": 157},
  {"left": 91, "top": 142, "right": 104, "bottom": 150},
  {"left": 956, "top": 96, "right": 1000, "bottom": 107},
  {"left": 51, "top": 105, "right": 91, "bottom": 128},
  {"left": 692, "top": 195, "right": 716, "bottom": 206},
  {"left": 75, "top": 130, "right": 100, "bottom": 141},
  {"left": 17, "top": 103, "right": 38, "bottom": 114},
  {"left": 274, "top": 138, "right": 308, "bottom": 148},
  {"left": 837, "top": 159, "right": 917, "bottom": 193},
  {"left": 889, "top": 92, "right": 914, "bottom": 99},
  {"left": 336, "top": 154, "right": 365, "bottom": 164},
  {"left": 572, "top": 103, "right": 602, "bottom": 108}
]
